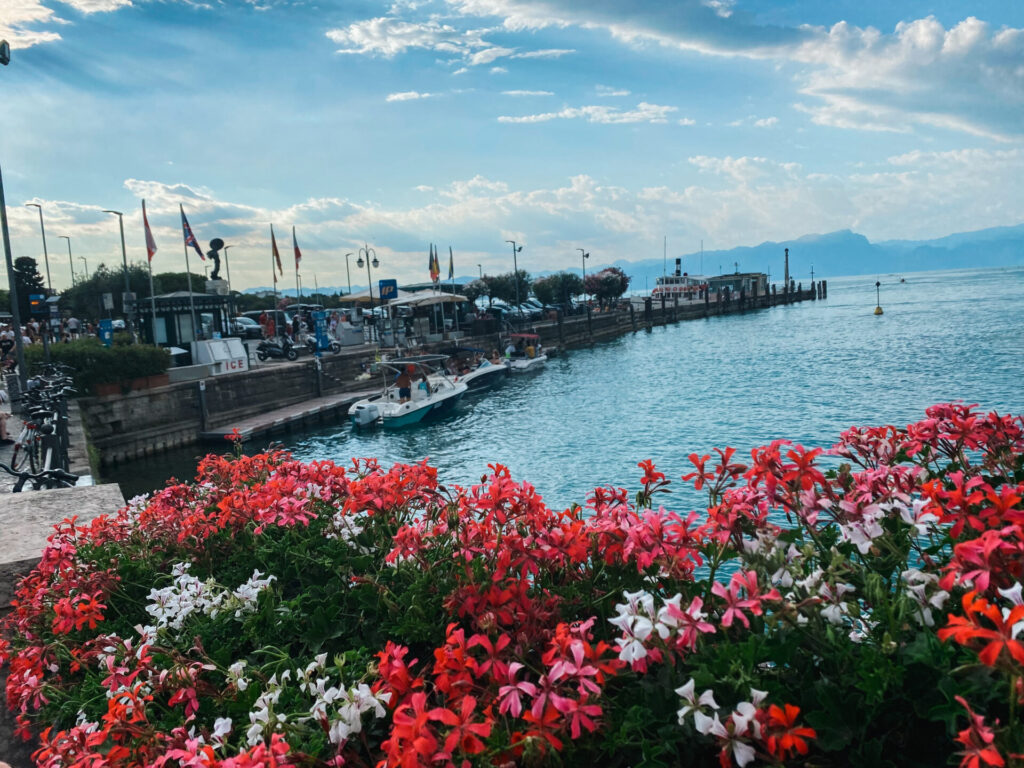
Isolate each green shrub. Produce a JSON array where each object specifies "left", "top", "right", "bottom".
[{"left": 25, "top": 338, "right": 170, "bottom": 394}]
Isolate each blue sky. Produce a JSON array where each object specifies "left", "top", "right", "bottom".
[{"left": 1, "top": 0, "right": 1022, "bottom": 291}]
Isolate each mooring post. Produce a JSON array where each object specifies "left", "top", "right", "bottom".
[
  {"left": 822, "top": 279, "right": 827, "bottom": 298},
  {"left": 629, "top": 302, "right": 637, "bottom": 331},
  {"left": 197, "top": 379, "right": 208, "bottom": 432},
  {"left": 314, "top": 357, "right": 323, "bottom": 398}
]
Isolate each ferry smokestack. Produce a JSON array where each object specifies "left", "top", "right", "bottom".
[{"left": 675, "top": 258, "right": 681, "bottom": 277}]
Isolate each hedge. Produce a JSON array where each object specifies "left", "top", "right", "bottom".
[{"left": 24, "top": 338, "right": 170, "bottom": 395}]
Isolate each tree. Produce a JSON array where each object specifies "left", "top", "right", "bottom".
[
  {"left": 533, "top": 272, "right": 583, "bottom": 307},
  {"left": 461, "top": 279, "right": 488, "bottom": 305},
  {"left": 485, "top": 270, "right": 531, "bottom": 305},
  {"left": 58, "top": 265, "right": 211, "bottom": 321},
  {"left": 586, "top": 267, "right": 630, "bottom": 308},
  {"left": 13, "top": 257, "right": 46, "bottom": 320}
]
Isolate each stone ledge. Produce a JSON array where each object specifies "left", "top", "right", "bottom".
[{"left": 0, "top": 484, "right": 126, "bottom": 567}]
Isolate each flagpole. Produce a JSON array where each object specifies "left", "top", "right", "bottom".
[
  {"left": 293, "top": 226, "right": 301, "bottom": 309},
  {"left": 450, "top": 246, "right": 458, "bottom": 332},
  {"left": 180, "top": 204, "right": 198, "bottom": 340},
  {"left": 143, "top": 200, "right": 157, "bottom": 343},
  {"left": 271, "top": 224, "right": 278, "bottom": 321},
  {"left": 435, "top": 244, "right": 446, "bottom": 334}
]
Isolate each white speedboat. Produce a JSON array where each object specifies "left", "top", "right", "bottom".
[
  {"left": 503, "top": 333, "right": 547, "bottom": 374},
  {"left": 457, "top": 358, "right": 510, "bottom": 391},
  {"left": 350, "top": 356, "right": 468, "bottom": 429}
]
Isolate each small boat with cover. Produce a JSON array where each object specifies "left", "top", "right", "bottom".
[{"left": 349, "top": 355, "right": 468, "bottom": 429}]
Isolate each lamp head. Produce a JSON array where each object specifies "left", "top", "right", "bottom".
[
  {"left": 372, "top": 256, "right": 380, "bottom": 268},
  {"left": 516, "top": 245, "right": 522, "bottom": 253},
  {"left": 102, "top": 209, "right": 123, "bottom": 216},
  {"left": 584, "top": 252, "right": 589, "bottom": 259},
  {"left": 357, "top": 256, "right": 365, "bottom": 268},
  {"left": 26, "top": 203, "right": 41, "bottom": 210},
  {"left": 0, "top": 40, "right": 10, "bottom": 67}
]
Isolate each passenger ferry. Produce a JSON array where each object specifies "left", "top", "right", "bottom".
[{"left": 650, "top": 272, "right": 708, "bottom": 300}]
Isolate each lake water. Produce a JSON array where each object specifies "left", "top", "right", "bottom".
[{"left": 107, "top": 266, "right": 1024, "bottom": 511}]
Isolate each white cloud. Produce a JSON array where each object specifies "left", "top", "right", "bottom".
[
  {"left": 499, "top": 101, "right": 677, "bottom": 124},
  {"left": 678, "top": 117, "right": 696, "bottom": 126},
  {"left": 1, "top": 0, "right": 133, "bottom": 49},
  {"left": 754, "top": 116, "right": 778, "bottom": 127},
  {"left": 11, "top": 147, "right": 1024, "bottom": 290},
  {"left": 502, "top": 89, "right": 554, "bottom": 96},
  {"left": 443, "top": 2, "right": 1024, "bottom": 140},
  {"left": 596, "top": 85, "right": 630, "bottom": 97},
  {"left": 386, "top": 90, "right": 434, "bottom": 101},
  {"left": 510, "top": 48, "right": 574, "bottom": 58},
  {"left": 490, "top": 66, "right": 507, "bottom": 73},
  {"left": 326, "top": 17, "right": 494, "bottom": 58}
]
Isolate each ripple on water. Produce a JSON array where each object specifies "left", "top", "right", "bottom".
[{"left": 107, "top": 266, "right": 1024, "bottom": 511}]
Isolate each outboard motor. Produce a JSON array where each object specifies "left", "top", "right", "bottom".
[{"left": 350, "top": 403, "right": 380, "bottom": 428}]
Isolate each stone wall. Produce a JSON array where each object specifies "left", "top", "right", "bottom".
[{"left": 81, "top": 288, "right": 818, "bottom": 467}]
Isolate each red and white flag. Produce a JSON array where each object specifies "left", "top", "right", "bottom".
[
  {"left": 142, "top": 200, "right": 157, "bottom": 263},
  {"left": 293, "top": 226, "right": 302, "bottom": 270}
]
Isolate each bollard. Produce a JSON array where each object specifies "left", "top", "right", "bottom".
[
  {"left": 822, "top": 279, "right": 827, "bottom": 298},
  {"left": 197, "top": 379, "right": 208, "bottom": 432}
]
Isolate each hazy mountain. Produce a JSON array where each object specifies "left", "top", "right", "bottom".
[{"left": 243, "top": 224, "right": 1023, "bottom": 295}]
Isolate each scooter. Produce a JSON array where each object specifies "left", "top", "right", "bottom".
[
  {"left": 305, "top": 335, "right": 342, "bottom": 355},
  {"left": 256, "top": 336, "right": 298, "bottom": 362}
]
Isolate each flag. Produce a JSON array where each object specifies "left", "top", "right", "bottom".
[
  {"left": 429, "top": 243, "right": 440, "bottom": 283},
  {"left": 448, "top": 246, "right": 454, "bottom": 281},
  {"left": 271, "top": 224, "right": 283, "bottom": 276},
  {"left": 292, "top": 226, "right": 302, "bottom": 270},
  {"left": 180, "top": 205, "right": 205, "bottom": 261},
  {"left": 142, "top": 200, "right": 157, "bottom": 263}
]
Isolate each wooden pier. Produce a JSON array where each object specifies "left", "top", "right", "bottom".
[{"left": 198, "top": 387, "right": 378, "bottom": 444}]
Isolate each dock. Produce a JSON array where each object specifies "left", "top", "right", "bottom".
[{"left": 198, "top": 387, "right": 378, "bottom": 443}]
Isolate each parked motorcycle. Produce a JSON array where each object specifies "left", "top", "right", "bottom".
[
  {"left": 305, "top": 335, "right": 341, "bottom": 355},
  {"left": 256, "top": 336, "right": 298, "bottom": 362}
]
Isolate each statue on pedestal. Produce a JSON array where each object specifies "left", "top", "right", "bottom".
[{"left": 206, "top": 238, "right": 224, "bottom": 281}]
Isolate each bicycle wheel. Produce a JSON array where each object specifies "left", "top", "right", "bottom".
[{"left": 28, "top": 432, "right": 47, "bottom": 474}]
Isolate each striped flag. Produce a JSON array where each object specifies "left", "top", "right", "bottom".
[
  {"left": 271, "top": 224, "right": 283, "bottom": 276},
  {"left": 429, "top": 243, "right": 440, "bottom": 283},
  {"left": 292, "top": 226, "right": 301, "bottom": 270},
  {"left": 142, "top": 200, "right": 157, "bottom": 263},
  {"left": 179, "top": 205, "right": 205, "bottom": 261},
  {"left": 448, "top": 246, "right": 454, "bottom": 280}
]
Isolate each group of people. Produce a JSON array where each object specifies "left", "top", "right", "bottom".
[
  {"left": 504, "top": 338, "right": 539, "bottom": 359},
  {"left": 256, "top": 309, "right": 356, "bottom": 342}
]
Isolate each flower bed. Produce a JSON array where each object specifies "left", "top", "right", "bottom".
[{"left": 2, "top": 403, "right": 1023, "bottom": 767}]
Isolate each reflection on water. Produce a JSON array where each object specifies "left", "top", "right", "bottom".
[{"left": 106, "top": 267, "right": 1024, "bottom": 512}]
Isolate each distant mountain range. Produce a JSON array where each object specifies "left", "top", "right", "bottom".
[
  {"left": 245, "top": 224, "right": 1024, "bottom": 295},
  {"left": 610, "top": 224, "right": 1024, "bottom": 290}
]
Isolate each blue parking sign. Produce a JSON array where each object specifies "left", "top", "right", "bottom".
[
  {"left": 99, "top": 319, "right": 114, "bottom": 348},
  {"left": 378, "top": 279, "right": 398, "bottom": 302}
]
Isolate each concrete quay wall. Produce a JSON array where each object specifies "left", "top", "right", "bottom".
[{"left": 82, "top": 286, "right": 819, "bottom": 468}]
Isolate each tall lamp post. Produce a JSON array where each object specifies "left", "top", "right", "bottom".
[
  {"left": 101, "top": 209, "right": 134, "bottom": 337},
  {"left": 356, "top": 244, "right": 378, "bottom": 338},
  {"left": 59, "top": 235, "right": 74, "bottom": 286},
  {"left": 0, "top": 44, "right": 28, "bottom": 392},
  {"left": 577, "top": 247, "right": 589, "bottom": 305},
  {"left": 477, "top": 264, "right": 482, "bottom": 279},
  {"left": 25, "top": 203, "right": 52, "bottom": 294},
  {"left": 79, "top": 256, "right": 89, "bottom": 281},
  {"left": 344, "top": 252, "right": 353, "bottom": 296},
  {"left": 505, "top": 240, "right": 523, "bottom": 310}
]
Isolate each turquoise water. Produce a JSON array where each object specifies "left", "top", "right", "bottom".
[{"left": 108, "top": 267, "right": 1024, "bottom": 509}]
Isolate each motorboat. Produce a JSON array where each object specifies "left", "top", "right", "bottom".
[
  {"left": 457, "top": 358, "right": 510, "bottom": 392},
  {"left": 349, "top": 355, "right": 468, "bottom": 429},
  {"left": 503, "top": 333, "right": 547, "bottom": 373}
]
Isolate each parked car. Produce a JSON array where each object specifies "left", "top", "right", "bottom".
[{"left": 230, "top": 316, "right": 264, "bottom": 339}]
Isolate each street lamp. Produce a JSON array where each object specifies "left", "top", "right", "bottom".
[
  {"left": 344, "top": 252, "right": 353, "bottom": 296},
  {"left": 356, "top": 244, "right": 379, "bottom": 333},
  {"left": 59, "top": 236, "right": 74, "bottom": 286},
  {"left": 577, "top": 247, "right": 589, "bottom": 305},
  {"left": 79, "top": 256, "right": 89, "bottom": 281},
  {"left": 505, "top": 240, "right": 523, "bottom": 310},
  {"left": 25, "top": 203, "right": 52, "bottom": 293},
  {"left": 101, "top": 209, "right": 133, "bottom": 335}
]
